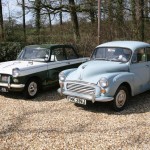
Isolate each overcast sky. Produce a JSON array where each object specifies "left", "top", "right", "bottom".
[
  {"left": 2, "top": 0, "right": 70, "bottom": 25},
  {"left": 2, "top": 0, "right": 32, "bottom": 24}
]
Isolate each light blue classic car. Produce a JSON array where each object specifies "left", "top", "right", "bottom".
[{"left": 58, "top": 41, "right": 150, "bottom": 111}]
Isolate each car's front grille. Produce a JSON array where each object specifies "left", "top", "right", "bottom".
[
  {"left": 0, "top": 74, "right": 10, "bottom": 82},
  {"left": 66, "top": 83, "right": 95, "bottom": 95}
]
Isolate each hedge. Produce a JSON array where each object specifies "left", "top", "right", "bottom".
[{"left": 0, "top": 42, "right": 26, "bottom": 62}]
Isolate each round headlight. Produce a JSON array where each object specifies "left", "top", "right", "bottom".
[
  {"left": 99, "top": 77, "right": 108, "bottom": 88},
  {"left": 12, "top": 68, "right": 20, "bottom": 77},
  {"left": 59, "top": 72, "right": 66, "bottom": 82}
]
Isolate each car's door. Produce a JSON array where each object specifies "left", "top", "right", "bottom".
[
  {"left": 130, "top": 48, "right": 150, "bottom": 94},
  {"left": 46, "top": 46, "right": 88, "bottom": 86},
  {"left": 46, "top": 47, "right": 67, "bottom": 86},
  {"left": 146, "top": 47, "right": 150, "bottom": 88},
  {"left": 46, "top": 46, "right": 79, "bottom": 85}
]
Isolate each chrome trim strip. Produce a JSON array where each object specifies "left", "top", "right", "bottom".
[
  {"left": 66, "top": 80, "right": 97, "bottom": 86},
  {"left": 0, "top": 83, "right": 25, "bottom": 88}
]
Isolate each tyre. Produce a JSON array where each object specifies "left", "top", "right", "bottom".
[
  {"left": 112, "top": 86, "right": 129, "bottom": 111},
  {"left": 24, "top": 79, "right": 39, "bottom": 99}
]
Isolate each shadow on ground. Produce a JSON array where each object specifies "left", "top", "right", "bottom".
[
  {"left": 75, "top": 91, "right": 150, "bottom": 115},
  {"left": 0, "top": 86, "right": 65, "bottom": 102},
  {"left": 1, "top": 87, "right": 150, "bottom": 114}
]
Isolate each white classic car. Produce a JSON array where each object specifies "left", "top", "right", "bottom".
[
  {"left": 0, "top": 44, "right": 88, "bottom": 98},
  {"left": 58, "top": 41, "right": 150, "bottom": 111}
]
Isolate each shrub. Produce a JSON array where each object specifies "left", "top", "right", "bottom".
[{"left": 0, "top": 42, "right": 26, "bottom": 62}]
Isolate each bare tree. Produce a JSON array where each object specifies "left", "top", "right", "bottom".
[
  {"left": 42, "top": 0, "right": 53, "bottom": 31},
  {"left": 0, "top": 0, "right": 4, "bottom": 40},
  {"left": 35, "top": 0, "right": 41, "bottom": 43},
  {"left": 116, "top": 0, "right": 125, "bottom": 38},
  {"left": 131, "top": 0, "right": 137, "bottom": 39},
  {"left": 107, "top": 0, "right": 114, "bottom": 40},
  {"left": 68, "top": 0, "right": 80, "bottom": 40},
  {"left": 59, "top": 0, "right": 63, "bottom": 25},
  {"left": 137, "top": 0, "right": 145, "bottom": 41},
  {"left": 22, "top": 0, "right": 26, "bottom": 42}
]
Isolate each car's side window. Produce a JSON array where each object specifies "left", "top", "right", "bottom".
[
  {"left": 65, "top": 48, "right": 78, "bottom": 59},
  {"left": 146, "top": 47, "right": 150, "bottom": 61},
  {"left": 51, "top": 48, "right": 66, "bottom": 61},
  {"left": 132, "top": 48, "right": 146, "bottom": 63}
]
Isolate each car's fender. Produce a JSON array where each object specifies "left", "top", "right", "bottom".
[
  {"left": 101, "top": 72, "right": 134, "bottom": 97},
  {"left": 60, "top": 68, "right": 77, "bottom": 78}
]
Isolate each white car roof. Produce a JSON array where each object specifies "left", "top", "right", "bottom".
[{"left": 97, "top": 41, "right": 150, "bottom": 51}]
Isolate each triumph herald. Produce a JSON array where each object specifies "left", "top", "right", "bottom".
[
  {"left": 58, "top": 41, "right": 150, "bottom": 111},
  {"left": 0, "top": 44, "right": 88, "bottom": 98}
]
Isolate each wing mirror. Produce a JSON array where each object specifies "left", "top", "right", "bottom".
[{"left": 44, "top": 54, "right": 49, "bottom": 61}]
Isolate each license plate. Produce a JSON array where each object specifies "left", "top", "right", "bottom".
[
  {"left": 0, "top": 87, "right": 8, "bottom": 92},
  {"left": 68, "top": 96, "right": 86, "bottom": 105}
]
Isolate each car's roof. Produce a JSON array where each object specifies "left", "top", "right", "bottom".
[
  {"left": 25, "top": 44, "right": 74, "bottom": 49},
  {"left": 97, "top": 41, "right": 150, "bottom": 51}
]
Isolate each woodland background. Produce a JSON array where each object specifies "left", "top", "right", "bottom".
[{"left": 0, "top": 0, "right": 150, "bottom": 61}]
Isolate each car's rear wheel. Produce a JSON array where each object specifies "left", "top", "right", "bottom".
[
  {"left": 24, "top": 79, "right": 39, "bottom": 99},
  {"left": 112, "top": 86, "right": 129, "bottom": 111}
]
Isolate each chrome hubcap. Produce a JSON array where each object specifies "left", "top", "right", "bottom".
[
  {"left": 28, "top": 82, "right": 37, "bottom": 96},
  {"left": 116, "top": 90, "right": 126, "bottom": 108}
]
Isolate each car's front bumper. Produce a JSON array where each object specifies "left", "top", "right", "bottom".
[
  {"left": 58, "top": 88, "right": 114, "bottom": 102},
  {"left": 0, "top": 82, "right": 25, "bottom": 92}
]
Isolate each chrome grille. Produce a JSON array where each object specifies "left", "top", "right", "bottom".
[{"left": 66, "top": 83, "right": 95, "bottom": 95}]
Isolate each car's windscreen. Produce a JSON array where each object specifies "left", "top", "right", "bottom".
[
  {"left": 91, "top": 47, "right": 132, "bottom": 62},
  {"left": 17, "top": 47, "right": 50, "bottom": 61}
]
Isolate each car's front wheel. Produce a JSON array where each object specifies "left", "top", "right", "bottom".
[
  {"left": 24, "top": 79, "right": 39, "bottom": 99},
  {"left": 112, "top": 86, "right": 129, "bottom": 111}
]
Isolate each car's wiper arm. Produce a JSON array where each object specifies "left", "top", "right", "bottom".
[{"left": 95, "top": 58, "right": 109, "bottom": 61}]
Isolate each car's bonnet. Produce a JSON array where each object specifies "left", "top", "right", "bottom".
[
  {"left": 0, "top": 60, "right": 46, "bottom": 75},
  {"left": 66, "top": 60, "right": 129, "bottom": 84}
]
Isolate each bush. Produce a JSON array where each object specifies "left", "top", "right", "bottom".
[{"left": 0, "top": 42, "right": 26, "bottom": 62}]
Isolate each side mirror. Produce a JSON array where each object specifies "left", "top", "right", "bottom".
[{"left": 44, "top": 54, "right": 49, "bottom": 61}]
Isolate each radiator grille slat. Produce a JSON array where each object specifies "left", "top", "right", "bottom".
[{"left": 66, "top": 83, "right": 95, "bottom": 95}]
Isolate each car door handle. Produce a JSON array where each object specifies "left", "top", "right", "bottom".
[{"left": 67, "top": 62, "right": 71, "bottom": 65}]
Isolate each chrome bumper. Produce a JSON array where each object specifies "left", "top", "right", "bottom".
[
  {"left": 0, "top": 83, "right": 25, "bottom": 89},
  {"left": 58, "top": 88, "right": 114, "bottom": 102}
]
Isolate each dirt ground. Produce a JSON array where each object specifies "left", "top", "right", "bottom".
[{"left": 0, "top": 87, "right": 150, "bottom": 150}]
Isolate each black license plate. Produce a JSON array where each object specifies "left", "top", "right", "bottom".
[{"left": 68, "top": 96, "right": 86, "bottom": 105}]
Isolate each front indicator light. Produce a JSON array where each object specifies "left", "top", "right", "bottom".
[{"left": 101, "top": 88, "right": 106, "bottom": 94}]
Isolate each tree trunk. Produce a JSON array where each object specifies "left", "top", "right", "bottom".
[
  {"left": 22, "top": 0, "right": 26, "bottom": 42},
  {"left": 35, "top": 0, "right": 41, "bottom": 43},
  {"left": 48, "top": 12, "right": 52, "bottom": 31},
  {"left": 60, "top": 0, "right": 63, "bottom": 25},
  {"left": 145, "top": 0, "right": 149, "bottom": 21},
  {"left": 0, "top": 0, "right": 4, "bottom": 41},
  {"left": 89, "top": 1, "right": 96, "bottom": 24},
  {"left": 116, "top": 0, "right": 124, "bottom": 38},
  {"left": 108, "top": 0, "right": 113, "bottom": 40},
  {"left": 131, "top": 0, "right": 136, "bottom": 39},
  {"left": 68, "top": 0, "right": 80, "bottom": 41},
  {"left": 137, "top": 0, "right": 145, "bottom": 41}
]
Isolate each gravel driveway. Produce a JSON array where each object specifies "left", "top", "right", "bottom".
[{"left": 0, "top": 87, "right": 150, "bottom": 150}]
